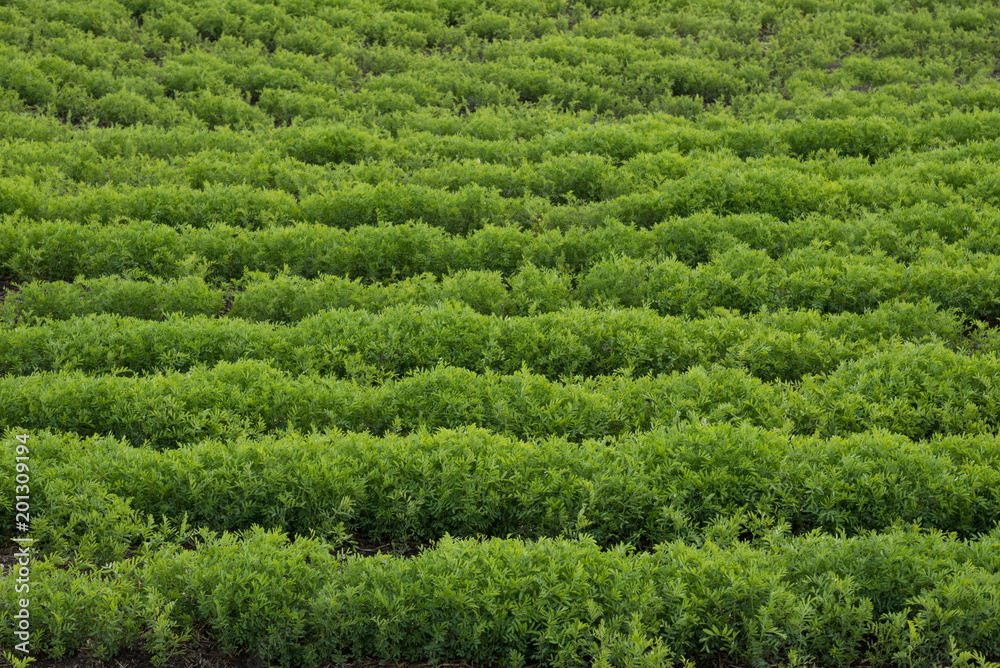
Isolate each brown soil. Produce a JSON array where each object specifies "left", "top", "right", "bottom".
[
  {"left": 0, "top": 540, "right": 28, "bottom": 577},
  {"left": 0, "top": 276, "right": 18, "bottom": 300}
]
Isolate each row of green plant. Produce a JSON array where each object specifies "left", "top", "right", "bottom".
[
  {"left": 6, "top": 82, "right": 1000, "bottom": 174},
  {"left": 0, "top": 300, "right": 960, "bottom": 382},
  {"left": 5, "top": 140, "right": 1000, "bottom": 230},
  {"left": 1, "top": 274, "right": 222, "bottom": 323},
  {"left": 1, "top": 341, "right": 996, "bottom": 447},
  {"left": 227, "top": 246, "right": 1000, "bottom": 321},
  {"left": 3, "top": 524, "right": 1000, "bottom": 667},
  {"left": 5, "top": 422, "right": 999, "bottom": 560},
  {"left": 4, "top": 207, "right": 997, "bottom": 285},
  {"left": 6, "top": 108, "right": 1000, "bottom": 194},
  {"left": 5, "top": 245, "right": 998, "bottom": 323}
]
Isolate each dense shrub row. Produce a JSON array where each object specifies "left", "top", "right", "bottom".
[
  {"left": 0, "top": 300, "right": 959, "bottom": 382},
  {"left": 6, "top": 140, "right": 1000, "bottom": 230},
  {"left": 5, "top": 424, "right": 999, "bottom": 558},
  {"left": 3, "top": 526, "right": 1000, "bottom": 667},
  {"left": 4, "top": 114, "right": 1000, "bottom": 195},
  {"left": 5, "top": 245, "right": 998, "bottom": 322},
  {"left": 6, "top": 83, "right": 1000, "bottom": 162},
  {"left": 3, "top": 205, "right": 999, "bottom": 284},
  {"left": 1, "top": 342, "right": 997, "bottom": 447}
]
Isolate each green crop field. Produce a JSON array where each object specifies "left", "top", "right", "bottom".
[{"left": 2, "top": 0, "right": 1000, "bottom": 665}]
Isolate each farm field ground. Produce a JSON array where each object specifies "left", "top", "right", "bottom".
[{"left": 2, "top": 0, "right": 1000, "bottom": 665}]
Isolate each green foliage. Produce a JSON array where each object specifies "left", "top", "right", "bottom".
[
  {"left": 6, "top": 527, "right": 1000, "bottom": 667},
  {"left": 0, "top": 274, "right": 223, "bottom": 324},
  {"left": 4, "top": 0, "right": 1000, "bottom": 664},
  {"left": 0, "top": 300, "right": 961, "bottom": 382},
  {"left": 3, "top": 208, "right": 999, "bottom": 283},
  {"left": 1, "top": 341, "right": 999, "bottom": 448},
  {"left": 7, "top": 424, "right": 1000, "bottom": 551}
]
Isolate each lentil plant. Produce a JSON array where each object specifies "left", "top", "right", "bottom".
[{"left": 2, "top": 0, "right": 1000, "bottom": 665}]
